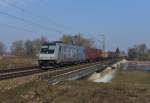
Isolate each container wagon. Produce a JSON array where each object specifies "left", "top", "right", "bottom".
[{"left": 85, "top": 48, "right": 103, "bottom": 61}]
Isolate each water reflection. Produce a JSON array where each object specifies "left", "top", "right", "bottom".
[{"left": 121, "top": 63, "right": 150, "bottom": 71}]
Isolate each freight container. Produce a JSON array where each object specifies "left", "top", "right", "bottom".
[{"left": 85, "top": 48, "right": 99, "bottom": 61}]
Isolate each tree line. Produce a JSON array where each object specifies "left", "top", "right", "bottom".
[
  {"left": 0, "top": 34, "right": 94, "bottom": 58},
  {"left": 128, "top": 44, "right": 150, "bottom": 60},
  {"left": 59, "top": 34, "right": 94, "bottom": 48},
  {"left": 0, "top": 36, "right": 47, "bottom": 58}
]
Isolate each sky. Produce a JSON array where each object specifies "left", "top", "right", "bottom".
[{"left": 0, "top": 0, "right": 150, "bottom": 51}]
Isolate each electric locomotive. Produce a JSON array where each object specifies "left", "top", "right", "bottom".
[{"left": 38, "top": 41, "right": 85, "bottom": 67}]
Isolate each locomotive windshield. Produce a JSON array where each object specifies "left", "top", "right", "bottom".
[{"left": 40, "top": 44, "right": 55, "bottom": 54}]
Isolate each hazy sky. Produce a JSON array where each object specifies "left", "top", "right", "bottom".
[{"left": 0, "top": 0, "right": 150, "bottom": 51}]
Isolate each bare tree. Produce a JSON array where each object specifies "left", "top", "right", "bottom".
[
  {"left": 32, "top": 36, "right": 48, "bottom": 56},
  {"left": 24, "top": 40, "right": 34, "bottom": 57},
  {"left": 11, "top": 40, "right": 24, "bottom": 56},
  {"left": 0, "top": 41, "right": 6, "bottom": 55},
  {"left": 128, "top": 44, "right": 148, "bottom": 60},
  {"left": 60, "top": 34, "right": 73, "bottom": 44},
  {"left": 73, "top": 33, "right": 94, "bottom": 48},
  {"left": 10, "top": 36, "right": 49, "bottom": 58},
  {"left": 41, "top": 36, "right": 49, "bottom": 43},
  {"left": 128, "top": 48, "right": 137, "bottom": 60},
  {"left": 60, "top": 34, "right": 94, "bottom": 48}
]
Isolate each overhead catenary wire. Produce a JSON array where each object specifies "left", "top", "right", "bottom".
[
  {"left": 2, "top": 0, "right": 25, "bottom": 12},
  {"left": 0, "top": 22, "right": 38, "bottom": 33},
  {"left": 2, "top": 0, "right": 72, "bottom": 32},
  {"left": 0, "top": 11, "right": 63, "bottom": 34}
]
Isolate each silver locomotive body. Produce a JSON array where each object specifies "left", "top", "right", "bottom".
[{"left": 38, "top": 42, "right": 85, "bottom": 67}]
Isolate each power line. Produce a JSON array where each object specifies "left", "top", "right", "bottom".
[
  {"left": 2, "top": 0, "right": 25, "bottom": 12},
  {"left": 2, "top": 0, "right": 71, "bottom": 32},
  {"left": 93, "top": 34, "right": 106, "bottom": 51},
  {"left": 0, "top": 11, "right": 63, "bottom": 33},
  {"left": 0, "top": 22, "right": 37, "bottom": 33}
]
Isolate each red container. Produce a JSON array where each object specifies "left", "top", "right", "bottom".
[
  {"left": 97, "top": 49, "right": 103, "bottom": 59},
  {"left": 85, "top": 48, "right": 103, "bottom": 61}
]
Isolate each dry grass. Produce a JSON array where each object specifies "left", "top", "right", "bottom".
[
  {"left": 0, "top": 70, "right": 149, "bottom": 103},
  {"left": 0, "top": 56, "right": 37, "bottom": 69},
  {"left": 0, "top": 74, "right": 40, "bottom": 92},
  {"left": 113, "top": 70, "right": 150, "bottom": 86}
]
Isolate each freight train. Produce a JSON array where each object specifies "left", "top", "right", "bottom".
[{"left": 38, "top": 41, "right": 117, "bottom": 67}]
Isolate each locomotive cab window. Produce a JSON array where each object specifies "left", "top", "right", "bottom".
[{"left": 40, "top": 44, "right": 56, "bottom": 54}]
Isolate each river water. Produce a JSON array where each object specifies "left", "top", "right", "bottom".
[
  {"left": 91, "top": 61, "right": 150, "bottom": 83},
  {"left": 121, "top": 63, "right": 150, "bottom": 71}
]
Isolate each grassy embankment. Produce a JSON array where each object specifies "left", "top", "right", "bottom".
[
  {"left": 0, "top": 56, "right": 37, "bottom": 70},
  {"left": 0, "top": 69, "right": 149, "bottom": 103}
]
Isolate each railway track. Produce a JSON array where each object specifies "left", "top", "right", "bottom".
[
  {"left": 0, "top": 66, "right": 39, "bottom": 73},
  {"left": 47, "top": 60, "right": 118, "bottom": 84},
  {"left": 0, "top": 59, "right": 118, "bottom": 81},
  {"left": 39, "top": 60, "right": 117, "bottom": 80},
  {"left": 0, "top": 67, "right": 44, "bottom": 80},
  {"left": 0, "top": 62, "right": 100, "bottom": 80}
]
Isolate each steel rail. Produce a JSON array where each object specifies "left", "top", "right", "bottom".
[
  {"left": 47, "top": 60, "right": 117, "bottom": 84},
  {"left": 0, "top": 59, "right": 118, "bottom": 81},
  {"left": 0, "top": 66, "right": 39, "bottom": 74}
]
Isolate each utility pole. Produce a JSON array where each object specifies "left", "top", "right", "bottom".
[
  {"left": 101, "top": 34, "right": 106, "bottom": 51},
  {"left": 95, "top": 34, "right": 106, "bottom": 51}
]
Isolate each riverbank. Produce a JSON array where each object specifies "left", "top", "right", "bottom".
[
  {"left": 0, "top": 68, "right": 149, "bottom": 103},
  {"left": 0, "top": 59, "right": 150, "bottom": 103},
  {"left": 128, "top": 60, "right": 150, "bottom": 64}
]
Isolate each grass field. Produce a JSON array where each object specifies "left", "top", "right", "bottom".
[
  {"left": 0, "top": 69, "right": 150, "bottom": 103},
  {"left": 0, "top": 56, "right": 37, "bottom": 69}
]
